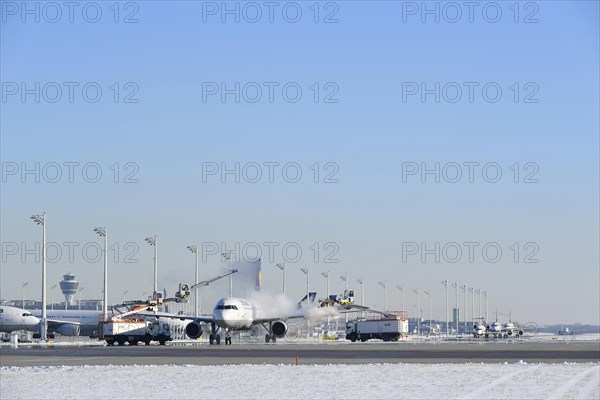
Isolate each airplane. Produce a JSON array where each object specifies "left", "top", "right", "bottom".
[
  {"left": 558, "top": 326, "right": 574, "bottom": 335},
  {"left": 30, "top": 309, "right": 101, "bottom": 337},
  {"left": 0, "top": 306, "right": 40, "bottom": 333},
  {"left": 1, "top": 305, "right": 94, "bottom": 338},
  {"left": 183, "top": 292, "right": 328, "bottom": 345},
  {"left": 483, "top": 310, "right": 523, "bottom": 338}
]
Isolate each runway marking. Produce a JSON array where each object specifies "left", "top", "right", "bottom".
[
  {"left": 549, "top": 365, "right": 600, "bottom": 400},
  {"left": 460, "top": 364, "right": 542, "bottom": 400}
]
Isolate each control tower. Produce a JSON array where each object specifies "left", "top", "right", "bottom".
[{"left": 59, "top": 273, "right": 79, "bottom": 307}]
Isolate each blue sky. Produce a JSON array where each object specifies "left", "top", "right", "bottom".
[{"left": 1, "top": 1, "right": 598, "bottom": 324}]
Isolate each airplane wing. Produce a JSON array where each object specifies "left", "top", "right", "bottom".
[
  {"left": 47, "top": 319, "right": 81, "bottom": 326},
  {"left": 134, "top": 310, "right": 215, "bottom": 323}
]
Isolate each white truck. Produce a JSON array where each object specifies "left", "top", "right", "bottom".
[
  {"left": 100, "top": 318, "right": 172, "bottom": 346},
  {"left": 346, "top": 314, "right": 408, "bottom": 342}
]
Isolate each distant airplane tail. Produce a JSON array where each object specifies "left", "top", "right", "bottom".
[
  {"left": 297, "top": 292, "right": 317, "bottom": 307},
  {"left": 163, "top": 288, "right": 169, "bottom": 313}
]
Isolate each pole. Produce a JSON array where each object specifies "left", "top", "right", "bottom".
[
  {"left": 415, "top": 289, "right": 420, "bottom": 336},
  {"left": 454, "top": 282, "right": 459, "bottom": 335},
  {"left": 154, "top": 236, "right": 158, "bottom": 293},
  {"left": 424, "top": 290, "right": 431, "bottom": 333},
  {"left": 477, "top": 289, "right": 481, "bottom": 323},
  {"left": 401, "top": 288, "right": 404, "bottom": 312},
  {"left": 341, "top": 273, "right": 348, "bottom": 323},
  {"left": 103, "top": 229, "right": 108, "bottom": 319},
  {"left": 484, "top": 291, "right": 488, "bottom": 322},
  {"left": 195, "top": 246, "right": 199, "bottom": 316},
  {"left": 442, "top": 280, "right": 448, "bottom": 336},
  {"left": 306, "top": 270, "right": 310, "bottom": 306},
  {"left": 470, "top": 287, "right": 474, "bottom": 328},
  {"left": 461, "top": 284, "right": 467, "bottom": 333}
]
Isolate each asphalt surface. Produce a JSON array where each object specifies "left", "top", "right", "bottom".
[{"left": 1, "top": 342, "right": 599, "bottom": 366}]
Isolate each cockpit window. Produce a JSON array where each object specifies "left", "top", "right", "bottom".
[
  {"left": 22, "top": 312, "right": 32, "bottom": 317},
  {"left": 217, "top": 305, "right": 238, "bottom": 310}
]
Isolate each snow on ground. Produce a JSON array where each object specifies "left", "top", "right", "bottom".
[{"left": 1, "top": 363, "right": 598, "bottom": 400}]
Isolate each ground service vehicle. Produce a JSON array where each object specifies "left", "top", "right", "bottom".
[
  {"left": 346, "top": 312, "right": 408, "bottom": 342},
  {"left": 100, "top": 318, "right": 172, "bottom": 346}
]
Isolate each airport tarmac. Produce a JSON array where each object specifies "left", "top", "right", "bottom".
[{"left": 1, "top": 342, "right": 599, "bottom": 366}]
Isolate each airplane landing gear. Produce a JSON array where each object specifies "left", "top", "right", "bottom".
[
  {"left": 209, "top": 322, "right": 222, "bottom": 345},
  {"left": 262, "top": 322, "right": 277, "bottom": 343}
]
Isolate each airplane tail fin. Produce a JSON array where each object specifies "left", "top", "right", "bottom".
[
  {"left": 163, "top": 288, "right": 169, "bottom": 313},
  {"left": 297, "top": 292, "right": 317, "bottom": 307}
]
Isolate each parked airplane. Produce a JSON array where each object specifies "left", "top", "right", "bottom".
[
  {"left": 0, "top": 305, "right": 97, "bottom": 337},
  {"left": 30, "top": 309, "right": 101, "bottom": 337},
  {"left": 0, "top": 306, "right": 39, "bottom": 333}
]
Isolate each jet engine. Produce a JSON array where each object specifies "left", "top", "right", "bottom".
[
  {"left": 185, "top": 321, "right": 203, "bottom": 339},
  {"left": 272, "top": 321, "right": 288, "bottom": 338},
  {"left": 56, "top": 324, "right": 81, "bottom": 336}
]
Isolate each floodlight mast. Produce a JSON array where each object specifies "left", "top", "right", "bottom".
[
  {"left": 94, "top": 227, "right": 108, "bottom": 319},
  {"left": 378, "top": 281, "right": 387, "bottom": 311},
  {"left": 424, "top": 290, "right": 432, "bottom": 329},
  {"left": 356, "top": 278, "right": 365, "bottom": 317},
  {"left": 21, "top": 282, "right": 28, "bottom": 310},
  {"left": 356, "top": 278, "right": 364, "bottom": 307},
  {"left": 301, "top": 268, "right": 310, "bottom": 305},
  {"left": 441, "top": 280, "right": 448, "bottom": 336},
  {"left": 144, "top": 236, "right": 158, "bottom": 293},
  {"left": 340, "top": 273, "right": 348, "bottom": 322},
  {"left": 476, "top": 289, "right": 482, "bottom": 323},
  {"left": 468, "top": 287, "right": 475, "bottom": 328},
  {"left": 483, "top": 290, "right": 488, "bottom": 322},
  {"left": 51, "top": 284, "right": 57, "bottom": 310},
  {"left": 222, "top": 252, "right": 232, "bottom": 297},
  {"left": 276, "top": 263, "right": 286, "bottom": 295},
  {"left": 412, "top": 288, "right": 420, "bottom": 336},
  {"left": 396, "top": 285, "right": 404, "bottom": 311},
  {"left": 460, "top": 284, "right": 467, "bottom": 333},
  {"left": 452, "top": 282, "right": 458, "bottom": 335},
  {"left": 187, "top": 245, "right": 199, "bottom": 316},
  {"left": 30, "top": 213, "right": 47, "bottom": 341},
  {"left": 321, "top": 271, "right": 330, "bottom": 299},
  {"left": 301, "top": 267, "right": 310, "bottom": 338}
]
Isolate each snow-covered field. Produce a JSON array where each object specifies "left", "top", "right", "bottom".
[{"left": 1, "top": 363, "right": 598, "bottom": 400}]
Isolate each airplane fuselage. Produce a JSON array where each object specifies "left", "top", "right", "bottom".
[
  {"left": 0, "top": 306, "right": 40, "bottom": 333},
  {"left": 212, "top": 297, "right": 255, "bottom": 330}
]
